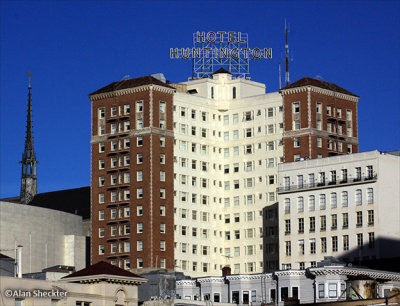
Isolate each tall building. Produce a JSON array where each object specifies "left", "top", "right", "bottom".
[
  {"left": 20, "top": 74, "right": 38, "bottom": 204},
  {"left": 280, "top": 77, "right": 359, "bottom": 162},
  {"left": 276, "top": 150, "right": 400, "bottom": 270},
  {"left": 172, "top": 69, "right": 283, "bottom": 276},
  {"left": 89, "top": 76, "right": 175, "bottom": 271},
  {"left": 89, "top": 71, "right": 360, "bottom": 277}
]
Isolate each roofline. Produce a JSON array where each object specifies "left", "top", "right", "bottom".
[{"left": 60, "top": 273, "right": 147, "bottom": 284}]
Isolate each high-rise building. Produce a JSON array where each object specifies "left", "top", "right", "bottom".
[
  {"left": 89, "top": 76, "right": 175, "bottom": 271},
  {"left": 89, "top": 71, "right": 360, "bottom": 277},
  {"left": 280, "top": 77, "right": 359, "bottom": 162}
]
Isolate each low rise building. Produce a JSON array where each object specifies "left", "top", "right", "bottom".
[
  {"left": 176, "top": 261, "right": 400, "bottom": 305},
  {"left": 0, "top": 261, "right": 146, "bottom": 306},
  {"left": 0, "top": 200, "right": 86, "bottom": 274}
]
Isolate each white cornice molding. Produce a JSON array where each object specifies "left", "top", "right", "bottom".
[
  {"left": 281, "top": 86, "right": 359, "bottom": 102},
  {"left": 90, "top": 85, "right": 175, "bottom": 101},
  {"left": 197, "top": 277, "right": 225, "bottom": 284},
  {"left": 226, "top": 273, "right": 272, "bottom": 281},
  {"left": 59, "top": 274, "right": 147, "bottom": 285},
  {"left": 274, "top": 270, "right": 306, "bottom": 277},
  {"left": 176, "top": 280, "right": 197, "bottom": 286},
  {"left": 309, "top": 267, "right": 400, "bottom": 281}
]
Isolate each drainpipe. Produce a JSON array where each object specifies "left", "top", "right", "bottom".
[{"left": 17, "top": 245, "right": 23, "bottom": 278}]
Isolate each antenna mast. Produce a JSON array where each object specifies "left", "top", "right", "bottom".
[{"left": 285, "top": 20, "right": 290, "bottom": 86}]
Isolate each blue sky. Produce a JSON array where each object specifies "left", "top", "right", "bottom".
[{"left": 1, "top": 0, "right": 399, "bottom": 197}]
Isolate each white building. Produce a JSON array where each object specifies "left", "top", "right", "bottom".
[
  {"left": 0, "top": 200, "right": 86, "bottom": 274},
  {"left": 172, "top": 69, "right": 284, "bottom": 277},
  {"left": 176, "top": 262, "right": 400, "bottom": 305},
  {"left": 276, "top": 150, "right": 400, "bottom": 270},
  {"left": 0, "top": 261, "right": 146, "bottom": 306}
]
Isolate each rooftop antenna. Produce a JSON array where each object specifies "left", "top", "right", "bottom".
[{"left": 285, "top": 19, "right": 290, "bottom": 86}]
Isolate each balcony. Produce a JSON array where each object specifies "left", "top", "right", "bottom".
[{"left": 278, "top": 174, "right": 377, "bottom": 193}]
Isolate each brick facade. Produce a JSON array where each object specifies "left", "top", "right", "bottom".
[
  {"left": 281, "top": 78, "right": 359, "bottom": 162},
  {"left": 90, "top": 77, "right": 175, "bottom": 271}
]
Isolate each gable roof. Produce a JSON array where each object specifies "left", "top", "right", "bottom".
[
  {"left": 281, "top": 77, "right": 359, "bottom": 97},
  {"left": 212, "top": 67, "right": 232, "bottom": 75},
  {"left": 62, "top": 261, "right": 143, "bottom": 279},
  {"left": 29, "top": 186, "right": 90, "bottom": 219},
  {"left": 89, "top": 75, "right": 174, "bottom": 96}
]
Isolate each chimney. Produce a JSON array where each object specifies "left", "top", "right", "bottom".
[{"left": 222, "top": 266, "right": 231, "bottom": 277}]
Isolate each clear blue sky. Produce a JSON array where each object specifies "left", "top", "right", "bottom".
[{"left": 1, "top": 0, "right": 399, "bottom": 197}]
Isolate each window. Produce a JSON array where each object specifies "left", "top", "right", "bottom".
[
  {"left": 310, "top": 217, "right": 315, "bottom": 232},
  {"left": 293, "top": 120, "right": 300, "bottom": 130},
  {"left": 321, "top": 237, "right": 327, "bottom": 253},
  {"left": 357, "top": 233, "right": 363, "bottom": 247},
  {"left": 284, "top": 198, "right": 290, "bottom": 214},
  {"left": 137, "top": 257, "right": 143, "bottom": 268},
  {"left": 318, "top": 284, "right": 325, "bottom": 298},
  {"left": 160, "top": 137, "right": 165, "bottom": 147},
  {"left": 298, "top": 240, "right": 304, "bottom": 255},
  {"left": 331, "top": 193, "right": 337, "bottom": 208},
  {"left": 329, "top": 283, "right": 337, "bottom": 298},
  {"left": 98, "top": 107, "right": 105, "bottom": 119},
  {"left": 137, "top": 171, "right": 143, "bottom": 182},
  {"left": 321, "top": 216, "right": 326, "bottom": 231},
  {"left": 367, "top": 188, "right": 374, "bottom": 204},
  {"left": 310, "top": 238, "right": 316, "bottom": 254},
  {"left": 137, "top": 136, "right": 143, "bottom": 147},
  {"left": 99, "top": 210, "right": 104, "bottom": 220},
  {"left": 346, "top": 109, "right": 352, "bottom": 120},
  {"left": 99, "top": 159, "right": 105, "bottom": 170},
  {"left": 160, "top": 154, "right": 165, "bottom": 164},
  {"left": 294, "top": 137, "right": 300, "bottom": 147},
  {"left": 137, "top": 188, "right": 143, "bottom": 199},
  {"left": 135, "top": 154, "right": 143, "bottom": 164},
  {"left": 369, "top": 232, "right": 375, "bottom": 248},
  {"left": 342, "top": 191, "right": 348, "bottom": 207},
  {"left": 343, "top": 235, "right": 349, "bottom": 251},
  {"left": 342, "top": 213, "right": 348, "bottom": 228},
  {"left": 137, "top": 240, "right": 143, "bottom": 251},
  {"left": 267, "top": 108, "right": 274, "bottom": 117},
  {"left": 356, "top": 211, "right": 363, "bottom": 227},
  {"left": 316, "top": 120, "right": 322, "bottom": 130},
  {"left": 160, "top": 205, "right": 165, "bottom": 216},
  {"left": 99, "top": 244, "right": 105, "bottom": 255},
  {"left": 355, "top": 189, "right": 362, "bottom": 205},
  {"left": 285, "top": 220, "right": 291, "bottom": 234},
  {"left": 331, "top": 214, "right": 337, "bottom": 230},
  {"left": 368, "top": 210, "right": 374, "bottom": 225},
  {"left": 298, "top": 218, "right": 304, "bottom": 233},
  {"left": 297, "top": 196, "right": 304, "bottom": 212},
  {"left": 160, "top": 240, "right": 166, "bottom": 251},
  {"left": 98, "top": 192, "right": 105, "bottom": 203},
  {"left": 309, "top": 195, "right": 315, "bottom": 211},
  {"left": 293, "top": 102, "right": 300, "bottom": 113},
  {"left": 285, "top": 241, "right": 291, "bottom": 256},
  {"left": 320, "top": 194, "right": 326, "bottom": 210}
]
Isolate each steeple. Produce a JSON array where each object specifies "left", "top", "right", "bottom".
[{"left": 20, "top": 72, "right": 38, "bottom": 204}]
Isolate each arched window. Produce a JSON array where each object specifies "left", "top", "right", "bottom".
[{"left": 233, "top": 86, "right": 236, "bottom": 99}]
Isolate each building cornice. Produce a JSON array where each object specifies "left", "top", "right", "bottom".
[
  {"left": 309, "top": 267, "right": 400, "bottom": 281},
  {"left": 59, "top": 274, "right": 147, "bottom": 285},
  {"left": 281, "top": 86, "right": 359, "bottom": 102},
  {"left": 197, "top": 277, "right": 225, "bottom": 284},
  {"left": 283, "top": 128, "right": 359, "bottom": 145},
  {"left": 90, "top": 85, "right": 175, "bottom": 101},
  {"left": 176, "top": 280, "right": 197, "bottom": 286},
  {"left": 274, "top": 270, "right": 306, "bottom": 277},
  {"left": 226, "top": 273, "right": 272, "bottom": 281}
]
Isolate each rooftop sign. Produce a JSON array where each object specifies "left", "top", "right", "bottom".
[{"left": 170, "top": 31, "right": 272, "bottom": 79}]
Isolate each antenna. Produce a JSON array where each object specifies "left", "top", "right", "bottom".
[
  {"left": 279, "top": 62, "right": 282, "bottom": 89},
  {"left": 285, "top": 19, "right": 290, "bottom": 86}
]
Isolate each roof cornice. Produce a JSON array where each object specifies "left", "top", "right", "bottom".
[
  {"left": 60, "top": 274, "right": 147, "bottom": 285},
  {"left": 281, "top": 86, "right": 359, "bottom": 102},
  {"left": 90, "top": 84, "right": 175, "bottom": 101},
  {"left": 309, "top": 267, "right": 400, "bottom": 281}
]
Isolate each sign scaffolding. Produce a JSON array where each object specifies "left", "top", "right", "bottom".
[{"left": 170, "top": 31, "right": 272, "bottom": 79}]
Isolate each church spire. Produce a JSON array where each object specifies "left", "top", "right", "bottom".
[{"left": 20, "top": 72, "right": 38, "bottom": 204}]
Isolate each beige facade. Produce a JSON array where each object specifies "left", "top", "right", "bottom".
[
  {"left": 0, "top": 201, "right": 85, "bottom": 274},
  {"left": 172, "top": 72, "right": 284, "bottom": 277},
  {"left": 277, "top": 150, "right": 400, "bottom": 269},
  {"left": 0, "top": 274, "right": 145, "bottom": 306}
]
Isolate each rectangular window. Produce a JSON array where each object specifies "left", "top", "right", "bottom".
[
  {"left": 321, "top": 237, "right": 327, "bottom": 253},
  {"left": 309, "top": 195, "right": 315, "bottom": 211},
  {"left": 343, "top": 235, "right": 349, "bottom": 251},
  {"left": 368, "top": 210, "right": 374, "bottom": 225},
  {"left": 329, "top": 283, "right": 337, "bottom": 298},
  {"left": 342, "top": 213, "right": 348, "bottom": 228},
  {"left": 367, "top": 188, "right": 374, "bottom": 204}
]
